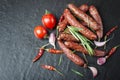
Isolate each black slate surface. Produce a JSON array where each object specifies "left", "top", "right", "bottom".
[{"left": 0, "top": 0, "right": 120, "bottom": 80}]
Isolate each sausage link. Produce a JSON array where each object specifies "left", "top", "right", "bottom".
[
  {"left": 80, "top": 21, "right": 88, "bottom": 26},
  {"left": 94, "top": 49, "right": 106, "bottom": 57},
  {"left": 64, "top": 41, "right": 106, "bottom": 57},
  {"left": 79, "top": 4, "right": 89, "bottom": 26},
  {"left": 64, "top": 9, "right": 97, "bottom": 40},
  {"left": 79, "top": 4, "right": 89, "bottom": 12},
  {"left": 64, "top": 41, "right": 87, "bottom": 53},
  {"left": 58, "top": 40, "right": 85, "bottom": 67},
  {"left": 89, "top": 5, "right": 103, "bottom": 38},
  {"left": 57, "top": 33, "right": 79, "bottom": 42},
  {"left": 57, "top": 10, "right": 68, "bottom": 32},
  {"left": 68, "top": 3, "right": 100, "bottom": 31}
]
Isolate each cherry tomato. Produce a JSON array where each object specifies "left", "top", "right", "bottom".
[
  {"left": 42, "top": 13, "right": 56, "bottom": 29},
  {"left": 34, "top": 26, "right": 47, "bottom": 39}
]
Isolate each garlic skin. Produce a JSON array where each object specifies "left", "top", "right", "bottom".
[
  {"left": 94, "top": 40, "right": 107, "bottom": 47},
  {"left": 49, "top": 32, "right": 56, "bottom": 49},
  {"left": 88, "top": 66, "right": 98, "bottom": 78},
  {"left": 94, "top": 38, "right": 111, "bottom": 47},
  {"left": 97, "top": 57, "right": 106, "bottom": 65}
]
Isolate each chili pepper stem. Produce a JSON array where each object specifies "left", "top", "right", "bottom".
[
  {"left": 41, "top": 43, "right": 50, "bottom": 48},
  {"left": 54, "top": 69, "right": 63, "bottom": 76},
  {"left": 114, "top": 44, "right": 120, "bottom": 49},
  {"left": 104, "top": 36, "right": 107, "bottom": 49},
  {"left": 105, "top": 56, "right": 109, "bottom": 59},
  {"left": 44, "top": 48, "right": 49, "bottom": 51}
]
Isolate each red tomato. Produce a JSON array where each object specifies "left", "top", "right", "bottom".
[
  {"left": 42, "top": 13, "right": 56, "bottom": 29},
  {"left": 34, "top": 26, "right": 47, "bottom": 39}
]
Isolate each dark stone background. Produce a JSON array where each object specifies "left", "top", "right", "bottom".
[{"left": 0, "top": 0, "right": 120, "bottom": 80}]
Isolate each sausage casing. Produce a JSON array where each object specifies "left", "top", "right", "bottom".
[
  {"left": 64, "top": 9, "right": 97, "bottom": 40},
  {"left": 89, "top": 5, "right": 103, "bottom": 38},
  {"left": 57, "top": 13, "right": 68, "bottom": 32},
  {"left": 79, "top": 4, "right": 89, "bottom": 12},
  {"left": 64, "top": 41, "right": 106, "bottom": 57},
  {"left": 57, "top": 33, "right": 79, "bottom": 42},
  {"left": 58, "top": 40, "right": 85, "bottom": 67},
  {"left": 68, "top": 3, "right": 100, "bottom": 31}
]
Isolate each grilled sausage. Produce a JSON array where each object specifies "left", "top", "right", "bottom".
[
  {"left": 64, "top": 9, "right": 97, "bottom": 40},
  {"left": 64, "top": 41, "right": 106, "bottom": 57},
  {"left": 58, "top": 40, "right": 86, "bottom": 67},
  {"left": 79, "top": 4, "right": 89, "bottom": 12},
  {"left": 80, "top": 21, "right": 88, "bottom": 26},
  {"left": 89, "top": 5, "right": 103, "bottom": 38},
  {"left": 79, "top": 4, "right": 89, "bottom": 26},
  {"left": 68, "top": 3, "right": 100, "bottom": 31},
  {"left": 57, "top": 13, "right": 68, "bottom": 32},
  {"left": 57, "top": 33, "right": 79, "bottom": 42}
]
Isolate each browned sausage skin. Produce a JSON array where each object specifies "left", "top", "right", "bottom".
[
  {"left": 57, "top": 10, "right": 68, "bottom": 32},
  {"left": 57, "top": 33, "right": 79, "bottom": 42},
  {"left": 79, "top": 4, "right": 89, "bottom": 26},
  {"left": 58, "top": 40, "right": 86, "bottom": 67},
  {"left": 64, "top": 41, "right": 106, "bottom": 57},
  {"left": 68, "top": 3, "right": 100, "bottom": 31},
  {"left": 79, "top": 4, "right": 89, "bottom": 12},
  {"left": 58, "top": 4, "right": 89, "bottom": 33},
  {"left": 80, "top": 21, "right": 88, "bottom": 26},
  {"left": 64, "top": 9, "right": 97, "bottom": 40},
  {"left": 94, "top": 49, "right": 106, "bottom": 57},
  {"left": 89, "top": 5, "right": 103, "bottom": 38}
]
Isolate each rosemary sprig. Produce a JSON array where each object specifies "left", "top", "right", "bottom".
[
  {"left": 68, "top": 26, "right": 94, "bottom": 55},
  {"left": 58, "top": 55, "right": 62, "bottom": 66},
  {"left": 71, "top": 69, "right": 84, "bottom": 77},
  {"left": 82, "top": 53, "right": 88, "bottom": 64}
]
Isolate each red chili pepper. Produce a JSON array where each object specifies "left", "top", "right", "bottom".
[
  {"left": 32, "top": 48, "right": 44, "bottom": 62},
  {"left": 41, "top": 64, "right": 55, "bottom": 71},
  {"left": 105, "top": 26, "right": 118, "bottom": 37},
  {"left": 32, "top": 43, "right": 49, "bottom": 62},
  {"left": 45, "top": 48, "right": 63, "bottom": 54},
  {"left": 104, "top": 26, "right": 118, "bottom": 49},
  {"left": 41, "top": 64, "right": 63, "bottom": 76},
  {"left": 106, "top": 45, "right": 120, "bottom": 58}
]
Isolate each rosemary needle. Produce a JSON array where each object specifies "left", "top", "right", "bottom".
[
  {"left": 71, "top": 69, "right": 84, "bottom": 77},
  {"left": 68, "top": 26, "right": 94, "bottom": 55},
  {"left": 58, "top": 55, "right": 62, "bottom": 66}
]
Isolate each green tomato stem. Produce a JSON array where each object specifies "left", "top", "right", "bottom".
[{"left": 45, "top": 9, "right": 50, "bottom": 14}]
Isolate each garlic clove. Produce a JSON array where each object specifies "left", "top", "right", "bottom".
[
  {"left": 49, "top": 32, "right": 56, "bottom": 49},
  {"left": 88, "top": 66, "right": 98, "bottom": 78},
  {"left": 94, "top": 38, "right": 110, "bottom": 47},
  {"left": 97, "top": 57, "right": 106, "bottom": 65}
]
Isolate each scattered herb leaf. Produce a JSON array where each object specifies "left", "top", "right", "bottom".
[
  {"left": 68, "top": 26, "right": 94, "bottom": 55},
  {"left": 71, "top": 69, "right": 84, "bottom": 77}
]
